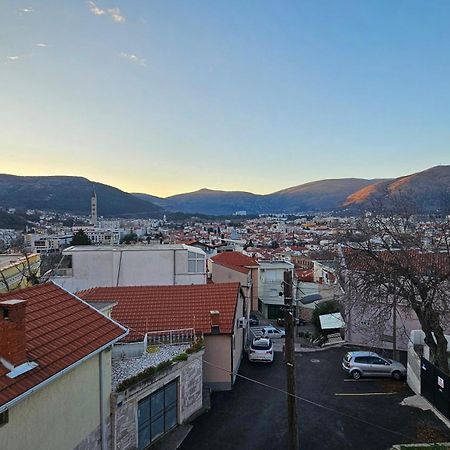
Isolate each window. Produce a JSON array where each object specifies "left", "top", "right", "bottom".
[
  {"left": 0, "top": 410, "right": 8, "bottom": 427},
  {"left": 354, "top": 356, "right": 370, "bottom": 364},
  {"left": 188, "top": 252, "right": 205, "bottom": 273},
  {"left": 138, "top": 380, "right": 178, "bottom": 449},
  {"left": 369, "top": 357, "right": 387, "bottom": 365}
]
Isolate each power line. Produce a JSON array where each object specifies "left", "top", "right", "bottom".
[{"left": 202, "top": 359, "right": 411, "bottom": 441}]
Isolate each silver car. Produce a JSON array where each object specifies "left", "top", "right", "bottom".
[{"left": 342, "top": 351, "right": 406, "bottom": 380}]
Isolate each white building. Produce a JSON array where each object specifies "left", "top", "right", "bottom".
[
  {"left": 72, "top": 226, "right": 121, "bottom": 245},
  {"left": 24, "top": 233, "right": 73, "bottom": 254},
  {"left": 258, "top": 260, "right": 294, "bottom": 319},
  {"left": 51, "top": 244, "right": 207, "bottom": 293}
]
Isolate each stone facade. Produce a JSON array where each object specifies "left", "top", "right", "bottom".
[{"left": 111, "top": 350, "right": 204, "bottom": 450}]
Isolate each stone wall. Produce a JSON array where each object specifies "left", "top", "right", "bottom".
[{"left": 111, "top": 350, "right": 204, "bottom": 450}]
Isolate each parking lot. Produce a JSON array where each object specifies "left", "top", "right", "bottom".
[{"left": 180, "top": 346, "right": 450, "bottom": 450}]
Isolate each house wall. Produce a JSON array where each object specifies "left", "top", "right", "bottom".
[
  {"left": 53, "top": 246, "right": 206, "bottom": 293},
  {"left": 211, "top": 263, "right": 248, "bottom": 286},
  {"left": 1, "top": 350, "right": 111, "bottom": 450},
  {"left": 203, "top": 335, "right": 232, "bottom": 390},
  {"left": 202, "top": 292, "right": 244, "bottom": 390},
  {"left": 232, "top": 294, "right": 245, "bottom": 383},
  {"left": 111, "top": 351, "right": 203, "bottom": 450},
  {"left": 258, "top": 263, "right": 294, "bottom": 317},
  {"left": 250, "top": 267, "right": 259, "bottom": 311},
  {"left": 344, "top": 300, "right": 421, "bottom": 351}
]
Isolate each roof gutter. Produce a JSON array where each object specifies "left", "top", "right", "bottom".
[
  {"left": 0, "top": 329, "right": 128, "bottom": 414},
  {"left": 0, "top": 282, "right": 129, "bottom": 414}
]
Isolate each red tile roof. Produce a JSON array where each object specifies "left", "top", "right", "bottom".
[
  {"left": 77, "top": 283, "right": 241, "bottom": 342},
  {"left": 211, "top": 252, "right": 258, "bottom": 274},
  {"left": 343, "top": 248, "right": 450, "bottom": 276},
  {"left": 0, "top": 282, "right": 127, "bottom": 410}
]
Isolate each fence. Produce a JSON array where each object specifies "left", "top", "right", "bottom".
[
  {"left": 145, "top": 328, "right": 196, "bottom": 347},
  {"left": 421, "top": 357, "right": 450, "bottom": 420}
]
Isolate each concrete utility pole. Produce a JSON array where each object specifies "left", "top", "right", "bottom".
[{"left": 284, "top": 270, "right": 299, "bottom": 450}]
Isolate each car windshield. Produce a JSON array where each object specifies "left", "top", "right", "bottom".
[
  {"left": 344, "top": 353, "right": 352, "bottom": 363},
  {"left": 252, "top": 340, "right": 271, "bottom": 350}
]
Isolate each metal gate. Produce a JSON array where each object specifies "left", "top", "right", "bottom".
[{"left": 420, "top": 357, "right": 450, "bottom": 419}]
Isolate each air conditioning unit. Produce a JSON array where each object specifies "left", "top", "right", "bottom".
[{"left": 238, "top": 317, "right": 247, "bottom": 328}]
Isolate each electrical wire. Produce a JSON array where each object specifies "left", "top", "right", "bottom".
[{"left": 202, "top": 359, "right": 412, "bottom": 441}]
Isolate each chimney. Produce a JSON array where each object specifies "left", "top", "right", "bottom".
[
  {"left": 210, "top": 310, "right": 220, "bottom": 334},
  {"left": 0, "top": 299, "right": 28, "bottom": 368}
]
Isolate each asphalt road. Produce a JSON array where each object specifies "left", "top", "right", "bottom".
[{"left": 180, "top": 346, "right": 450, "bottom": 450}]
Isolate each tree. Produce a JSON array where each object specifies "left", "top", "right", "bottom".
[
  {"left": 340, "top": 196, "right": 450, "bottom": 372},
  {"left": 121, "top": 233, "right": 138, "bottom": 244},
  {"left": 71, "top": 229, "right": 91, "bottom": 245}
]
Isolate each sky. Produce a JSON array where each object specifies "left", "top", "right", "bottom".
[{"left": 1, "top": 1, "right": 450, "bottom": 197}]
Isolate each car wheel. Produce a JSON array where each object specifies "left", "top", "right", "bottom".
[
  {"left": 392, "top": 370, "right": 402, "bottom": 381},
  {"left": 351, "top": 370, "right": 362, "bottom": 380}
]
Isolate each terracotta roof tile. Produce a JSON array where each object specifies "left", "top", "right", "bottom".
[
  {"left": 211, "top": 252, "right": 258, "bottom": 274},
  {"left": 78, "top": 283, "right": 241, "bottom": 342},
  {"left": 0, "top": 282, "right": 127, "bottom": 409}
]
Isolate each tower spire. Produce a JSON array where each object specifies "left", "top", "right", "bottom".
[{"left": 91, "top": 187, "right": 98, "bottom": 227}]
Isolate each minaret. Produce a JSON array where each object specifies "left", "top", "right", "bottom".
[{"left": 91, "top": 188, "right": 98, "bottom": 227}]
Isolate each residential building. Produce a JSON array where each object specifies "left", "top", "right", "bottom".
[
  {"left": 72, "top": 226, "right": 121, "bottom": 246},
  {"left": 24, "top": 233, "right": 73, "bottom": 254},
  {"left": 0, "top": 282, "right": 128, "bottom": 450},
  {"left": 339, "top": 248, "right": 448, "bottom": 351},
  {"left": 51, "top": 244, "right": 207, "bottom": 293},
  {"left": 0, "top": 254, "right": 40, "bottom": 293},
  {"left": 78, "top": 282, "right": 245, "bottom": 391},
  {"left": 209, "top": 251, "right": 259, "bottom": 311},
  {"left": 109, "top": 344, "right": 204, "bottom": 449},
  {"left": 258, "top": 260, "right": 294, "bottom": 319}
]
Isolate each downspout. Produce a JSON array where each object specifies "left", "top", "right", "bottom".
[
  {"left": 173, "top": 249, "right": 176, "bottom": 285},
  {"left": 99, "top": 352, "right": 107, "bottom": 450},
  {"left": 116, "top": 250, "right": 123, "bottom": 287}
]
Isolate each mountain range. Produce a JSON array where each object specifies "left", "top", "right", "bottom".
[
  {"left": 0, "top": 166, "right": 448, "bottom": 217},
  {"left": 0, "top": 175, "right": 162, "bottom": 216},
  {"left": 135, "top": 166, "right": 450, "bottom": 215}
]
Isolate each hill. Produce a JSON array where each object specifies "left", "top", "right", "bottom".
[
  {"left": 344, "top": 166, "right": 450, "bottom": 212},
  {"left": 0, "top": 175, "right": 163, "bottom": 216},
  {"left": 135, "top": 179, "right": 385, "bottom": 215}
]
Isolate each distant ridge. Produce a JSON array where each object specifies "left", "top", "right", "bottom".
[
  {"left": 0, "top": 175, "right": 163, "bottom": 216},
  {"left": 343, "top": 165, "right": 450, "bottom": 212},
  {"left": 0, "top": 166, "right": 448, "bottom": 217}
]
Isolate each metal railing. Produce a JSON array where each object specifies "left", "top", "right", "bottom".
[
  {"left": 145, "top": 328, "right": 196, "bottom": 346},
  {"left": 52, "top": 268, "right": 73, "bottom": 277}
]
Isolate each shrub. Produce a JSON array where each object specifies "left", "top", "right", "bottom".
[{"left": 173, "top": 353, "right": 188, "bottom": 362}]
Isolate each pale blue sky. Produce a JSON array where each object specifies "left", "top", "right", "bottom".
[{"left": 1, "top": 0, "right": 449, "bottom": 196}]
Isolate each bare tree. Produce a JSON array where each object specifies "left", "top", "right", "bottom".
[{"left": 339, "top": 195, "right": 450, "bottom": 373}]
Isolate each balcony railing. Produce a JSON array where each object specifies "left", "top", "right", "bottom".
[
  {"left": 145, "top": 328, "right": 196, "bottom": 346},
  {"left": 52, "top": 268, "right": 73, "bottom": 277}
]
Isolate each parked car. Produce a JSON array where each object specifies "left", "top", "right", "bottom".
[
  {"left": 249, "top": 313, "right": 259, "bottom": 327},
  {"left": 261, "top": 325, "right": 285, "bottom": 339},
  {"left": 342, "top": 351, "right": 406, "bottom": 380},
  {"left": 276, "top": 317, "right": 306, "bottom": 327},
  {"left": 248, "top": 337, "right": 274, "bottom": 363}
]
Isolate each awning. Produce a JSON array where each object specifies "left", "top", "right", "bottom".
[{"left": 319, "top": 312, "right": 345, "bottom": 330}]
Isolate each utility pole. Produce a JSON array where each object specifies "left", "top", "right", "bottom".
[
  {"left": 284, "top": 270, "right": 299, "bottom": 450},
  {"left": 392, "top": 295, "right": 398, "bottom": 361}
]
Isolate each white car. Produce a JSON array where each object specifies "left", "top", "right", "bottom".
[
  {"left": 261, "top": 326, "right": 285, "bottom": 339},
  {"left": 249, "top": 337, "right": 274, "bottom": 363}
]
